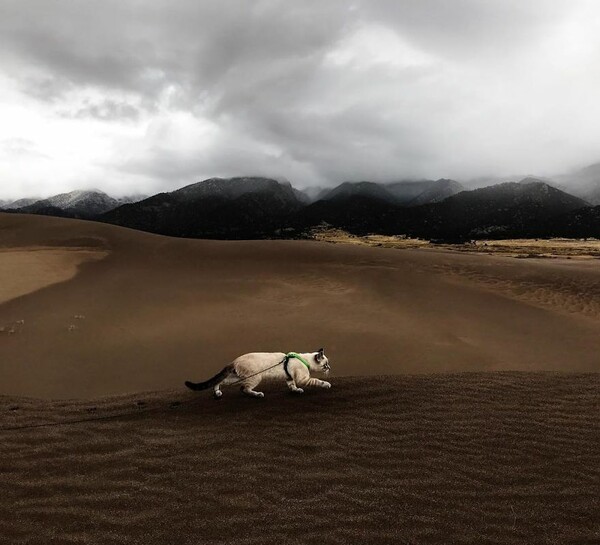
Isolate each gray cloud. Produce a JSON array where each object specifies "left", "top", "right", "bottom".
[
  {"left": 67, "top": 100, "right": 141, "bottom": 122},
  {"left": 1, "top": 0, "right": 600, "bottom": 198}
]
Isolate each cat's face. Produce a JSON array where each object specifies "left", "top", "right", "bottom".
[{"left": 314, "top": 348, "right": 330, "bottom": 375}]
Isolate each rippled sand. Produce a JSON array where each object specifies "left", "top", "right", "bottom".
[{"left": 1, "top": 374, "right": 598, "bottom": 545}]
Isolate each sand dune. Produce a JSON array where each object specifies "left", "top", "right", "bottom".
[
  {"left": 1, "top": 374, "right": 598, "bottom": 544},
  {"left": 1, "top": 213, "right": 600, "bottom": 398}
]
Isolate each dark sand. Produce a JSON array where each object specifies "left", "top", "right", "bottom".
[{"left": 1, "top": 374, "right": 599, "bottom": 545}]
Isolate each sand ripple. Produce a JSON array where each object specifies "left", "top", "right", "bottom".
[{"left": 1, "top": 374, "right": 598, "bottom": 544}]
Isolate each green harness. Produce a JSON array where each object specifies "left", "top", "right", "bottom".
[{"left": 283, "top": 352, "right": 310, "bottom": 380}]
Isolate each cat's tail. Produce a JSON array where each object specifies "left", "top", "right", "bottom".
[{"left": 184, "top": 365, "right": 233, "bottom": 391}]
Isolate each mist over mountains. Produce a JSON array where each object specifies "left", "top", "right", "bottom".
[{"left": 3, "top": 169, "right": 600, "bottom": 241}]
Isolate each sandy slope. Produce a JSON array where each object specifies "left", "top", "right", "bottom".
[
  {"left": 1, "top": 374, "right": 598, "bottom": 545},
  {"left": 1, "top": 213, "right": 600, "bottom": 398},
  {"left": 0, "top": 247, "right": 107, "bottom": 305}
]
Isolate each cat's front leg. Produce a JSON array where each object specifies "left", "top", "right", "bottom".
[
  {"left": 305, "top": 378, "right": 331, "bottom": 389},
  {"left": 287, "top": 379, "right": 304, "bottom": 394}
]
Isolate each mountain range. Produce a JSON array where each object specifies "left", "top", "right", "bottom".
[
  {"left": 0, "top": 190, "right": 146, "bottom": 218},
  {"left": 2, "top": 173, "right": 600, "bottom": 241}
]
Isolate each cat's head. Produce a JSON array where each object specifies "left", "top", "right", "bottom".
[{"left": 313, "top": 348, "right": 330, "bottom": 375}]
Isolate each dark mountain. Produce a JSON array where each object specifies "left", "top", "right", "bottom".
[
  {"left": 100, "top": 177, "right": 303, "bottom": 239},
  {"left": 5, "top": 175, "right": 595, "bottom": 241},
  {"left": 543, "top": 206, "right": 600, "bottom": 238},
  {"left": 292, "top": 182, "right": 404, "bottom": 235},
  {"left": 295, "top": 195, "right": 399, "bottom": 234},
  {"left": 395, "top": 180, "right": 590, "bottom": 240},
  {"left": 287, "top": 179, "right": 589, "bottom": 241},
  {"left": 170, "top": 176, "right": 297, "bottom": 202},
  {"left": 320, "top": 181, "right": 398, "bottom": 204}
]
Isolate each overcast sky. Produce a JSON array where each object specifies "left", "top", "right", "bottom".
[{"left": 1, "top": 0, "right": 600, "bottom": 199}]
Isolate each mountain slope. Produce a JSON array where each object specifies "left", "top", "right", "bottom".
[
  {"left": 409, "top": 178, "right": 464, "bottom": 206},
  {"left": 545, "top": 205, "right": 600, "bottom": 238},
  {"left": 101, "top": 177, "right": 303, "bottom": 239},
  {"left": 320, "top": 181, "right": 398, "bottom": 203},
  {"left": 17, "top": 190, "right": 119, "bottom": 218},
  {"left": 296, "top": 195, "right": 399, "bottom": 234},
  {"left": 397, "top": 180, "right": 590, "bottom": 240},
  {"left": 385, "top": 180, "right": 435, "bottom": 204},
  {"left": 4, "top": 176, "right": 595, "bottom": 240},
  {"left": 4, "top": 197, "right": 40, "bottom": 209}
]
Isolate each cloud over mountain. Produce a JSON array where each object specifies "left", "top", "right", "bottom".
[{"left": 1, "top": 1, "right": 600, "bottom": 199}]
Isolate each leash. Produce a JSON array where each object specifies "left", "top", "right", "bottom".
[
  {"left": 0, "top": 397, "right": 200, "bottom": 432},
  {"left": 226, "top": 359, "right": 286, "bottom": 387},
  {"left": 0, "top": 354, "right": 303, "bottom": 433}
]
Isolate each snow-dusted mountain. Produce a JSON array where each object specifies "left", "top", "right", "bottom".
[
  {"left": 101, "top": 177, "right": 304, "bottom": 239},
  {"left": 170, "top": 177, "right": 298, "bottom": 203},
  {"left": 8, "top": 189, "right": 144, "bottom": 218},
  {"left": 3, "top": 190, "right": 148, "bottom": 217},
  {"left": 18, "top": 190, "right": 118, "bottom": 217},
  {"left": 3, "top": 197, "right": 41, "bottom": 209}
]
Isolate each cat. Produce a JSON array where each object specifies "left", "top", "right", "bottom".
[{"left": 185, "top": 348, "right": 331, "bottom": 399}]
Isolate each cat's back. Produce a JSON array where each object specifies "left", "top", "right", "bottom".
[{"left": 233, "top": 351, "right": 286, "bottom": 372}]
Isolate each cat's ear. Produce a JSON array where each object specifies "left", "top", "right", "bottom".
[{"left": 316, "top": 348, "right": 325, "bottom": 361}]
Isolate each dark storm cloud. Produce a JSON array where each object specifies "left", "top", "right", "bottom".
[
  {"left": 0, "top": 1, "right": 351, "bottom": 104},
  {"left": 1, "top": 0, "right": 599, "bottom": 197}
]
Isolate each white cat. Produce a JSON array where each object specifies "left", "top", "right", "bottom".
[{"left": 185, "top": 348, "right": 331, "bottom": 399}]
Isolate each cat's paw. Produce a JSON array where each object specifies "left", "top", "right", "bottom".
[
  {"left": 322, "top": 381, "right": 331, "bottom": 389},
  {"left": 293, "top": 388, "right": 304, "bottom": 394},
  {"left": 213, "top": 390, "right": 223, "bottom": 399},
  {"left": 256, "top": 392, "right": 265, "bottom": 398}
]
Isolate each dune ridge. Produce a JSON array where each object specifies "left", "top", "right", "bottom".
[
  {"left": 0, "top": 247, "right": 108, "bottom": 305},
  {"left": 1, "top": 374, "right": 599, "bottom": 545}
]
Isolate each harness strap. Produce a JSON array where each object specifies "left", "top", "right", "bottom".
[{"left": 283, "top": 352, "right": 311, "bottom": 380}]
